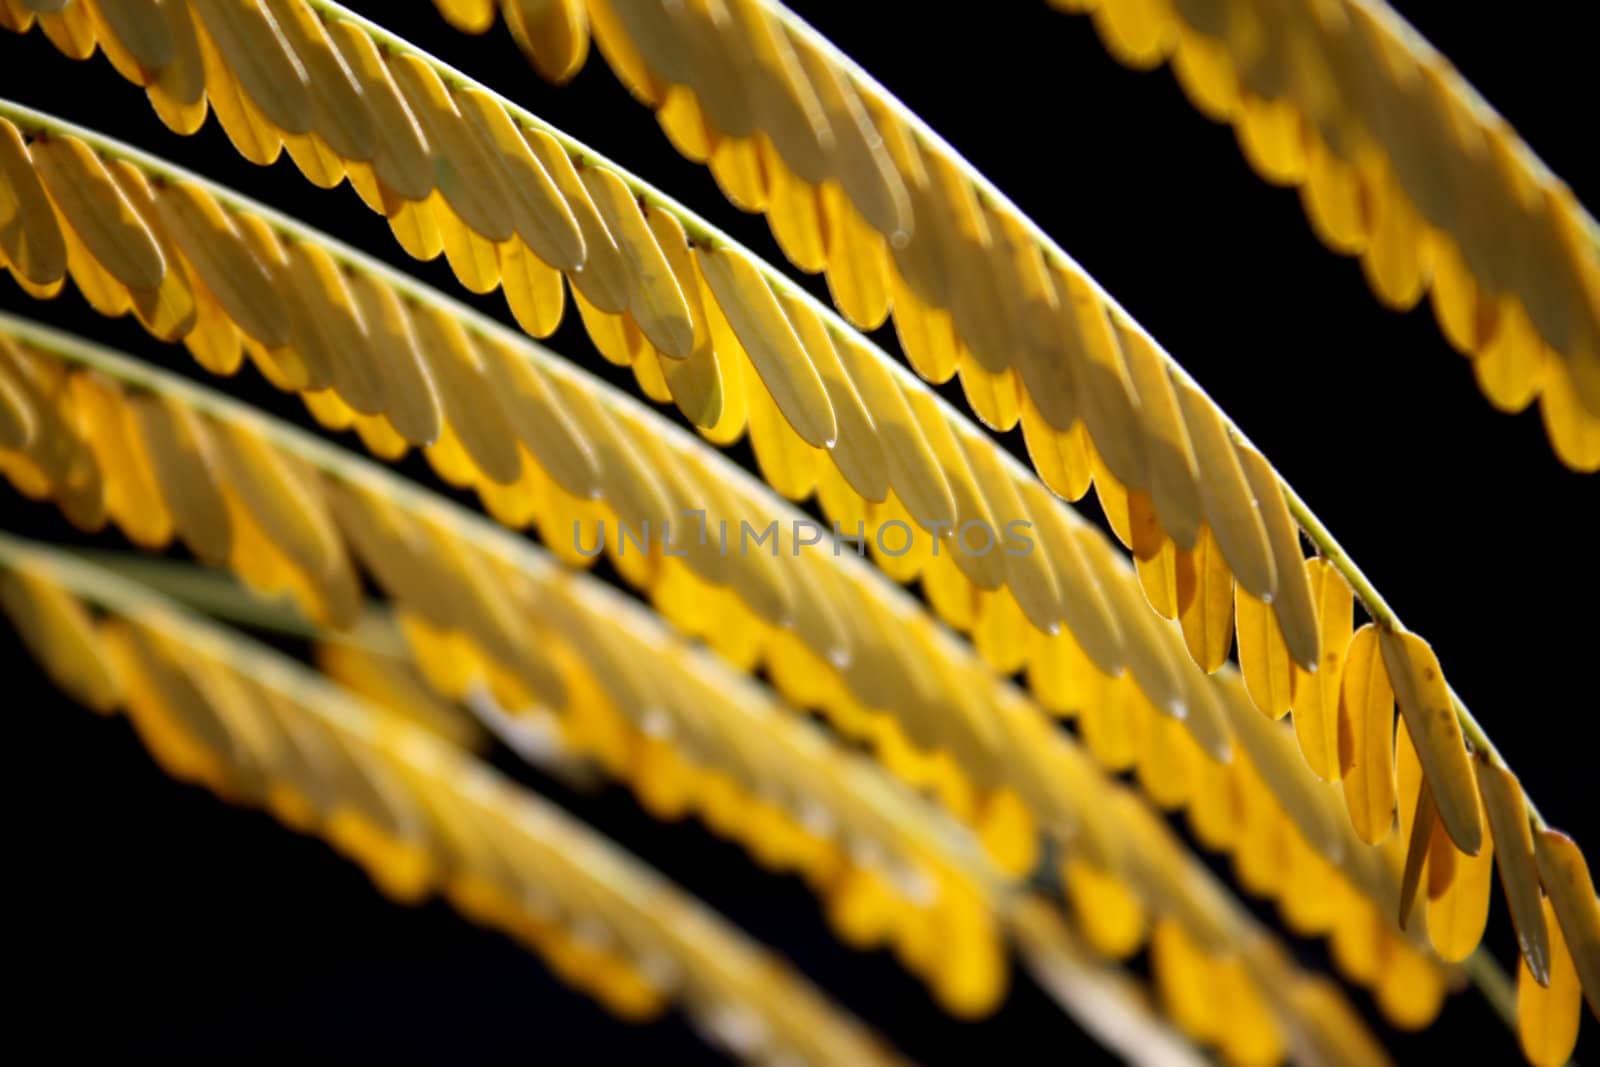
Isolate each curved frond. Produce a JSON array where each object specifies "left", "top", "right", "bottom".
[
  {"left": 0, "top": 534, "right": 909, "bottom": 1067},
  {"left": 1047, "top": 0, "right": 1600, "bottom": 469}
]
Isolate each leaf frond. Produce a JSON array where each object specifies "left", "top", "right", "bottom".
[
  {"left": 0, "top": 532, "right": 910, "bottom": 1067},
  {"left": 1046, "top": 0, "right": 1600, "bottom": 468}
]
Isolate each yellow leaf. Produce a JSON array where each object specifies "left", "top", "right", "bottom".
[
  {"left": 1291, "top": 559, "right": 1352, "bottom": 782},
  {"left": 1534, "top": 829, "right": 1600, "bottom": 1020},
  {"left": 1378, "top": 628, "right": 1483, "bottom": 855},
  {"left": 1177, "top": 524, "right": 1234, "bottom": 672},
  {"left": 0, "top": 564, "right": 120, "bottom": 713},
  {"left": 1518, "top": 897, "right": 1582, "bottom": 1067},
  {"left": 1476, "top": 756, "right": 1552, "bottom": 986},
  {"left": 1339, "top": 623, "right": 1397, "bottom": 845}
]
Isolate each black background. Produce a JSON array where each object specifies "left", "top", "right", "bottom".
[{"left": 2, "top": 1, "right": 1595, "bottom": 1063}]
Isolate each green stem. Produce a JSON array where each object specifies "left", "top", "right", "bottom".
[
  {"left": 1280, "top": 483, "right": 1543, "bottom": 826},
  {"left": 58, "top": 551, "right": 401, "bottom": 654},
  {"left": 1464, "top": 948, "right": 1519, "bottom": 1033}
]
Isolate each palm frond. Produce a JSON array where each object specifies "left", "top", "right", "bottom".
[
  {"left": 1047, "top": 0, "right": 1600, "bottom": 468},
  {"left": 0, "top": 532, "right": 911, "bottom": 1067},
  {"left": 0, "top": 313, "right": 1396, "bottom": 1061},
  {"left": 58, "top": 557, "right": 494, "bottom": 750}
]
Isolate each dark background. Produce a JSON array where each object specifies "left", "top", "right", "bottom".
[{"left": 2, "top": 1, "right": 1595, "bottom": 1063}]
